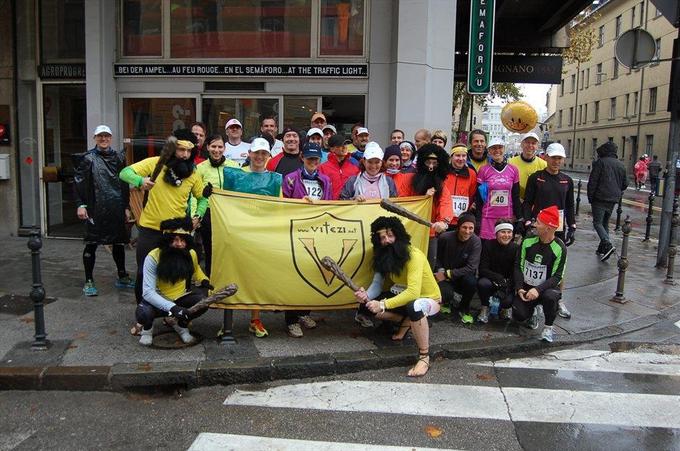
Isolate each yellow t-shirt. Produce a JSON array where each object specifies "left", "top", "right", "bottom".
[
  {"left": 508, "top": 155, "right": 547, "bottom": 200},
  {"left": 148, "top": 247, "right": 207, "bottom": 301},
  {"left": 129, "top": 157, "right": 205, "bottom": 230},
  {"left": 384, "top": 247, "right": 441, "bottom": 309}
]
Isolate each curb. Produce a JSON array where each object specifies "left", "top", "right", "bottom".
[{"left": 2, "top": 305, "right": 679, "bottom": 392}]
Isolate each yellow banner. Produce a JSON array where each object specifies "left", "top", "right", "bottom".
[{"left": 209, "top": 190, "right": 433, "bottom": 310}]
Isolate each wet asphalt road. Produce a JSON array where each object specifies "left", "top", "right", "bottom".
[{"left": 2, "top": 320, "right": 679, "bottom": 451}]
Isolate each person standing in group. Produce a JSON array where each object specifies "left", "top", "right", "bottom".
[
  {"left": 443, "top": 143, "right": 477, "bottom": 229},
  {"left": 267, "top": 127, "right": 303, "bottom": 176},
  {"left": 347, "top": 126, "right": 371, "bottom": 165},
  {"left": 119, "top": 129, "right": 207, "bottom": 303},
  {"left": 248, "top": 115, "right": 283, "bottom": 157},
  {"left": 475, "top": 138, "right": 521, "bottom": 241},
  {"left": 390, "top": 129, "right": 405, "bottom": 145},
  {"left": 190, "top": 122, "right": 207, "bottom": 164},
  {"left": 467, "top": 129, "right": 489, "bottom": 172},
  {"left": 382, "top": 144, "right": 404, "bottom": 180},
  {"left": 508, "top": 132, "right": 546, "bottom": 200},
  {"left": 587, "top": 141, "right": 628, "bottom": 261},
  {"left": 521, "top": 142, "right": 575, "bottom": 320},
  {"left": 399, "top": 141, "right": 417, "bottom": 173},
  {"left": 193, "top": 134, "right": 240, "bottom": 276},
  {"left": 74, "top": 125, "right": 134, "bottom": 296},
  {"left": 414, "top": 128, "right": 432, "bottom": 149},
  {"left": 223, "top": 118, "right": 251, "bottom": 166},
  {"left": 319, "top": 134, "right": 360, "bottom": 200},
  {"left": 281, "top": 143, "right": 332, "bottom": 337}
]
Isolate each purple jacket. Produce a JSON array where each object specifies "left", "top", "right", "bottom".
[{"left": 282, "top": 168, "right": 333, "bottom": 200}]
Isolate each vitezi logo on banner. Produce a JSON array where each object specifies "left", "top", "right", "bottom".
[{"left": 467, "top": 0, "right": 496, "bottom": 94}]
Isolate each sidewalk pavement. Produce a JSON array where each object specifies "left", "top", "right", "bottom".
[{"left": 1, "top": 199, "right": 679, "bottom": 392}]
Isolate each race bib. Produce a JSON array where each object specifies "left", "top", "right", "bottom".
[
  {"left": 302, "top": 179, "right": 323, "bottom": 200},
  {"left": 489, "top": 190, "right": 509, "bottom": 207},
  {"left": 523, "top": 261, "right": 547, "bottom": 286},
  {"left": 451, "top": 195, "right": 469, "bottom": 217}
]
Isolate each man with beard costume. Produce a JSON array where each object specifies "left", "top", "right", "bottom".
[
  {"left": 394, "top": 144, "right": 453, "bottom": 267},
  {"left": 135, "top": 218, "right": 211, "bottom": 346},
  {"left": 354, "top": 217, "right": 441, "bottom": 377},
  {"left": 120, "top": 129, "right": 208, "bottom": 303}
]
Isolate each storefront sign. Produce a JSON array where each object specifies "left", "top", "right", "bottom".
[
  {"left": 456, "top": 55, "right": 562, "bottom": 84},
  {"left": 38, "top": 64, "right": 86, "bottom": 79},
  {"left": 467, "top": 0, "right": 495, "bottom": 94},
  {"left": 114, "top": 64, "right": 368, "bottom": 78}
]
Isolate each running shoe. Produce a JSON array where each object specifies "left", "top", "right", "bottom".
[
  {"left": 115, "top": 275, "right": 136, "bottom": 289},
  {"left": 249, "top": 319, "right": 269, "bottom": 338},
  {"left": 600, "top": 243, "right": 616, "bottom": 262},
  {"left": 500, "top": 308, "right": 513, "bottom": 320},
  {"left": 540, "top": 325, "right": 554, "bottom": 343},
  {"left": 139, "top": 329, "right": 153, "bottom": 346},
  {"left": 354, "top": 313, "right": 374, "bottom": 328},
  {"left": 477, "top": 306, "right": 489, "bottom": 324},
  {"left": 298, "top": 315, "right": 317, "bottom": 329},
  {"left": 557, "top": 301, "right": 572, "bottom": 319},
  {"left": 526, "top": 307, "right": 540, "bottom": 330},
  {"left": 287, "top": 323, "right": 303, "bottom": 338},
  {"left": 83, "top": 280, "right": 98, "bottom": 297},
  {"left": 459, "top": 312, "right": 474, "bottom": 324},
  {"left": 439, "top": 304, "right": 452, "bottom": 314}
]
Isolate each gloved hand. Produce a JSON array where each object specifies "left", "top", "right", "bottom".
[
  {"left": 169, "top": 305, "right": 190, "bottom": 322},
  {"left": 202, "top": 182, "right": 213, "bottom": 198},
  {"left": 565, "top": 227, "right": 576, "bottom": 247},
  {"left": 199, "top": 279, "right": 214, "bottom": 290}
]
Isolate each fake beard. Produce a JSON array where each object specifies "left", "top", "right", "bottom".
[
  {"left": 372, "top": 239, "right": 411, "bottom": 276},
  {"left": 164, "top": 157, "right": 194, "bottom": 186},
  {"left": 156, "top": 246, "right": 194, "bottom": 284},
  {"left": 412, "top": 170, "right": 444, "bottom": 197}
]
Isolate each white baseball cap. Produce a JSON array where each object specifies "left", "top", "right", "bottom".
[
  {"left": 363, "top": 141, "right": 384, "bottom": 160},
  {"left": 322, "top": 124, "right": 337, "bottom": 134},
  {"left": 93, "top": 125, "right": 112, "bottom": 136},
  {"left": 225, "top": 118, "right": 242, "bottom": 129},
  {"left": 306, "top": 127, "right": 323, "bottom": 137},
  {"left": 250, "top": 137, "right": 271, "bottom": 153},
  {"left": 521, "top": 132, "right": 540, "bottom": 142},
  {"left": 356, "top": 127, "right": 369, "bottom": 136},
  {"left": 488, "top": 137, "right": 505, "bottom": 148},
  {"left": 546, "top": 143, "right": 566, "bottom": 158}
]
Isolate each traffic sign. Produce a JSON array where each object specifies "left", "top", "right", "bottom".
[
  {"left": 615, "top": 28, "right": 656, "bottom": 69},
  {"left": 467, "top": 0, "right": 496, "bottom": 94}
]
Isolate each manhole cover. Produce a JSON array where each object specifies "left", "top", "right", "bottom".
[
  {"left": 152, "top": 330, "right": 203, "bottom": 349},
  {"left": 0, "top": 294, "right": 57, "bottom": 315}
]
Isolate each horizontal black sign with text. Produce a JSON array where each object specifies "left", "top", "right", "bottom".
[
  {"left": 39, "top": 64, "right": 86, "bottom": 79},
  {"left": 456, "top": 55, "right": 562, "bottom": 84},
  {"left": 114, "top": 63, "right": 368, "bottom": 78}
]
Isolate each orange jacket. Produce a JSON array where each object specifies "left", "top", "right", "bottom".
[
  {"left": 443, "top": 167, "right": 477, "bottom": 225},
  {"left": 394, "top": 173, "right": 453, "bottom": 237}
]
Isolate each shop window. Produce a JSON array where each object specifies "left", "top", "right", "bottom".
[
  {"left": 202, "top": 98, "right": 279, "bottom": 141},
  {"left": 123, "top": 0, "right": 163, "bottom": 56},
  {"left": 170, "top": 0, "right": 312, "bottom": 58},
  {"left": 320, "top": 0, "right": 364, "bottom": 56},
  {"left": 322, "top": 95, "right": 365, "bottom": 135},
  {"left": 123, "top": 98, "right": 197, "bottom": 162},
  {"left": 40, "top": 0, "right": 85, "bottom": 61}
]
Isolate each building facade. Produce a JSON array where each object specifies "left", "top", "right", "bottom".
[
  {"left": 552, "top": 0, "right": 674, "bottom": 174},
  {"left": 5, "top": 0, "right": 457, "bottom": 238}
]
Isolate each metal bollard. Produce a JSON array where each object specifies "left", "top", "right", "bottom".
[
  {"left": 28, "top": 228, "right": 50, "bottom": 350},
  {"left": 575, "top": 179, "right": 582, "bottom": 216},
  {"left": 643, "top": 192, "right": 655, "bottom": 242},
  {"left": 611, "top": 216, "right": 632, "bottom": 304},
  {"left": 664, "top": 196, "right": 679, "bottom": 285},
  {"left": 614, "top": 194, "right": 624, "bottom": 232}
]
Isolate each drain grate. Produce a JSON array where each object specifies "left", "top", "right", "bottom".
[{"left": 0, "top": 294, "right": 57, "bottom": 316}]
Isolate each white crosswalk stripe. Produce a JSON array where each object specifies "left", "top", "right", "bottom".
[
  {"left": 188, "top": 433, "right": 460, "bottom": 451},
  {"left": 189, "top": 349, "right": 680, "bottom": 449}
]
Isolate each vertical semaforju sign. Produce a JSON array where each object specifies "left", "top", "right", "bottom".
[{"left": 468, "top": 0, "right": 496, "bottom": 94}]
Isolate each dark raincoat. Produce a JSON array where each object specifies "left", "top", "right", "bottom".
[{"left": 73, "top": 147, "right": 129, "bottom": 244}]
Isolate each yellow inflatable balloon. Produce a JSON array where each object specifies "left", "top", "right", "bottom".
[{"left": 501, "top": 101, "right": 538, "bottom": 133}]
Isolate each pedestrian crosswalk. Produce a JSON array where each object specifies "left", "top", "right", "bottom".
[{"left": 187, "top": 349, "right": 680, "bottom": 450}]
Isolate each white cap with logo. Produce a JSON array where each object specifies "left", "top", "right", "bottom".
[
  {"left": 363, "top": 141, "right": 384, "bottom": 160},
  {"left": 250, "top": 137, "right": 271, "bottom": 153},
  {"left": 488, "top": 137, "right": 505, "bottom": 148},
  {"left": 521, "top": 132, "right": 540, "bottom": 142},
  {"left": 225, "top": 118, "right": 242, "bottom": 129},
  {"left": 93, "top": 125, "right": 112, "bottom": 136},
  {"left": 546, "top": 143, "right": 566, "bottom": 158},
  {"left": 306, "top": 127, "right": 323, "bottom": 137},
  {"left": 356, "top": 127, "right": 369, "bottom": 136}
]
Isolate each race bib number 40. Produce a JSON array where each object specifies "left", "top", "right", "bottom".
[
  {"left": 523, "top": 261, "right": 547, "bottom": 286},
  {"left": 303, "top": 179, "right": 323, "bottom": 200},
  {"left": 451, "top": 195, "right": 469, "bottom": 217},
  {"left": 489, "top": 190, "right": 509, "bottom": 207}
]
